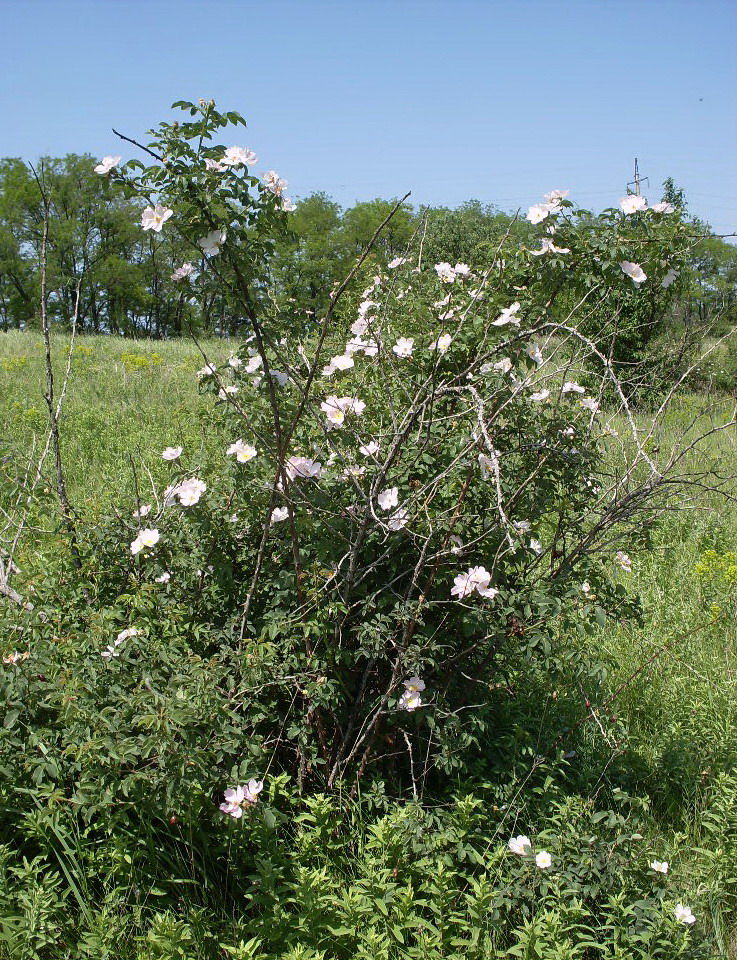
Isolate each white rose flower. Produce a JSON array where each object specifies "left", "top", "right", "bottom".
[
  {"left": 535, "top": 851, "right": 552, "bottom": 869},
  {"left": 198, "top": 229, "right": 226, "bottom": 257},
  {"left": 263, "top": 170, "right": 288, "bottom": 196},
  {"left": 508, "top": 835, "right": 532, "bottom": 856},
  {"left": 94, "top": 155, "right": 121, "bottom": 175},
  {"left": 286, "top": 457, "right": 322, "bottom": 480},
  {"left": 227, "top": 440, "right": 257, "bottom": 463},
  {"left": 430, "top": 333, "right": 452, "bottom": 353},
  {"left": 619, "top": 194, "right": 648, "bottom": 214},
  {"left": 130, "top": 528, "right": 160, "bottom": 555},
  {"left": 171, "top": 263, "right": 194, "bottom": 281},
  {"left": 221, "top": 146, "right": 258, "bottom": 167},
  {"left": 392, "top": 337, "right": 414, "bottom": 358},
  {"left": 492, "top": 302, "right": 521, "bottom": 327}
]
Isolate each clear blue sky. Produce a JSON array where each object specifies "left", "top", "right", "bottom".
[{"left": 2, "top": 0, "right": 735, "bottom": 235}]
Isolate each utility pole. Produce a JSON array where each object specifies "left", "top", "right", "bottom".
[{"left": 627, "top": 158, "right": 649, "bottom": 197}]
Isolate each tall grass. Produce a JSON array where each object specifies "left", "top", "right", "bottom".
[{"left": 0, "top": 331, "right": 233, "bottom": 509}]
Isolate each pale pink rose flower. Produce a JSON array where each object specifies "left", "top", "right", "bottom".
[
  {"left": 530, "top": 238, "right": 570, "bottom": 256},
  {"left": 544, "top": 189, "right": 569, "bottom": 204},
  {"left": 434, "top": 262, "right": 456, "bottom": 283},
  {"left": 387, "top": 507, "right": 409, "bottom": 530},
  {"left": 175, "top": 478, "right": 206, "bottom": 507},
  {"left": 244, "top": 355, "right": 263, "bottom": 374},
  {"left": 334, "top": 396, "right": 365, "bottom": 415},
  {"left": 478, "top": 452, "right": 499, "bottom": 480},
  {"left": 527, "top": 203, "right": 552, "bottom": 224},
  {"left": 675, "top": 904, "right": 696, "bottom": 925},
  {"left": 130, "top": 528, "right": 160, "bottom": 555},
  {"left": 398, "top": 689, "right": 422, "bottom": 710},
  {"left": 430, "top": 333, "right": 452, "bottom": 353},
  {"left": 321, "top": 397, "right": 345, "bottom": 429},
  {"left": 342, "top": 464, "right": 367, "bottom": 480},
  {"left": 351, "top": 318, "right": 368, "bottom": 338},
  {"left": 621, "top": 261, "right": 647, "bottom": 285},
  {"left": 332, "top": 354, "right": 355, "bottom": 372},
  {"left": 219, "top": 780, "right": 264, "bottom": 818},
  {"left": 171, "top": 263, "right": 194, "bottom": 281},
  {"left": 286, "top": 457, "right": 322, "bottom": 480},
  {"left": 141, "top": 204, "right": 173, "bottom": 233},
  {"left": 451, "top": 566, "right": 498, "bottom": 600}
]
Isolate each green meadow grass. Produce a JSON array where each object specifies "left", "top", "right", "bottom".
[{"left": 0, "top": 330, "right": 233, "bottom": 511}]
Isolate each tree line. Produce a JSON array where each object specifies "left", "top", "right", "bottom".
[{"left": 0, "top": 154, "right": 735, "bottom": 341}]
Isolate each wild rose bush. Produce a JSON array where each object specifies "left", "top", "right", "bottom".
[
  {"left": 7, "top": 100, "right": 709, "bottom": 796},
  {"left": 0, "top": 99, "right": 727, "bottom": 958}
]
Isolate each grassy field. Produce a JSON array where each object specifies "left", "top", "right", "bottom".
[
  {"left": 0, "top": 330, "right": 233, "bottom": 509},
  {"left": 2, "top": 330, "right": 737, "bottom": 954}
]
